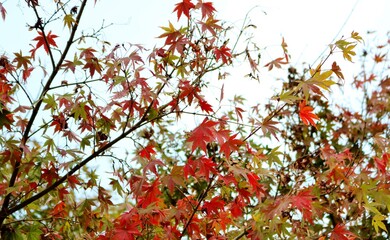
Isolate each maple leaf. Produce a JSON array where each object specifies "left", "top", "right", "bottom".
[
  {"left": 111, "top": 227, "right": 141, "bottom": 240},
  {"left": 159, "top": 21, "right": 182, "bottom": 45},
  {"left": 187, "top": 118, "right": 218, "bottom": 153},
  {"left": 196, "top": 1, "right": 216, "bottom": 19},
  {"left": 199, "top": 16, "right": 222, "bottom": 36},
  {"left": 264, "top": 57, "right": 288, "bottom": 71},
  {"left": 173, "top": 0, "right": 195, "bottom": 20},
  {"left": 179, "top": 80, "right": 201, "bottom": 105},
  {"left": 67, "top": 175, "right": 81, "bottom": 189},
  {"left": 198, "top": 99, "right": 213, "bottom": 113},
  {"left": 350, "top": 31, "right": 363, "bottom": 42},
  {"left": 13, "top": 51, "right": 32, "bottom": 70},
  {"left": 0, "top": 3, "right": 6, "bottom": 21},
  {"left": 220, "top": 134, "right": 243, "bottom": 159},
  {"left": 138, "top": 178, "right": 162, "bottom": 208},
  {"left": 331, "top": 61, "right": 344, "bottom": 80},
  {"left": 214, "top": 45, "right": 232, "bottom": 64},
  {"left": 83, "top": 57, "right": 102, "bottom": 77},
  {"left": 161, "top": 165, "right": 186, "bottom": 193},
  {"left": 62, "top": 54, "right": 83, "bottom": 73},
  {"left": 235, "top": 107, "right": 245, "bottom": 121},
  {"left": 263, "top": 196, "right": 291, "bottom": 219},
  {"left": 299, "top": 100, "right": 319, "bottom": 128},
  {"left": 374, "top": 53, "right": 386, "bottom": 63},
  {"left": 291, "top": 189, "right": 315, "bottom": 223},
  {"left": 32, "top": 31, "right": 58, "bottom": 54},
  {"left": 143, "top": 159, "right": 164, "bottom": 176},
  {"left": 261, "top": 118, "right": 280, "bottom": 140},
  {"left": 138, "top": 144, "right": 156, "bottom": 160},
  {"left": 63, "top": 14, "right": 76, "bottom": 30},
  {"left": 230, "top": 197, "right": 245, "bottom": 218},
  {"left": 330, "top": 224, "right": 357, "bottom": 240},
  {"left": 374, "top": 153, "right": 388, "bottom": 175},
  {"left": 51, "top": 201, "right": 67, "bottom": 218},
  {"left": 22, "top": 67, "right": 34, "bottom": 82},
  {"left": 202, "top": 196, "right": 225, "bottom": 215},
  {"left": 197, "top": 156, "right": 217, "bottom": 178}
]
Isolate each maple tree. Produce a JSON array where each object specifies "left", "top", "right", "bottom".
[{"left": 0, "top": 0, "right": 389, "bottom": 239}]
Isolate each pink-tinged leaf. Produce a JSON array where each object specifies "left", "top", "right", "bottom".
[
  {"left": 199, "top": 16, "right": 222, "bottom": 36},
  {"left": 214, "top": 45, "right": 232, "bottom": 64},
  {"left": 263, "top": 196, "right": 291, "bottom": 219},
  {"left": 173, "top": 0, "right": 195, "bottom": 20},
  {"left": 143, "top": 160, "right": 165, "bottom": 176},
  {"left": 0, "top": 3, "right": 6, "bottom": 21},
  {"left": 264, "top": 57, "right": 288, "bottom": 71},
  {"left": 261, "top": 119, "right": 280, "bottom": 140},
  {"left": 330, "top": 224, "right": 357, "bottom": 240},
  {"left": 196, "top": 1, "right": 216, "bottom": 19}
]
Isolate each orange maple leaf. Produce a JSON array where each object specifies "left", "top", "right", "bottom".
[{"left": 299, "top": 100, "right": 319, "bottom": 128}]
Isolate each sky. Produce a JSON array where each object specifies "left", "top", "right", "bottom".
[
  {"left": 91, "top": 0, "right": 390, "bottom": 107},
  {"left": 0, "top": 0, "right": 389, "bottom": 202}
]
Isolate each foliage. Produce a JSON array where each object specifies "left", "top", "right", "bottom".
[{"left": 0, "top": 0, "right": 389, "bottom": 239}]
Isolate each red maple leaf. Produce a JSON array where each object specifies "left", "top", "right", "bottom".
[
  {"left": 330, "top": 224, "right": 357, "bottom": 240},
  {"left": 111, "top": 228, "right": 141, "bottom": 240},
  {"left": 214, "top": 45, "right": 232, "bottom": 64},
  {"left": 230, "top": 197, "right": 245, "bottom": 218},
  {"left": 198, "top": 99, "right": 213, "bottom": 113},
  {"left": 187, "top": 118, "right": 218, "bottom": 153},
  {"left": 220, "top": 134, "right": 243, "bottom": 159},
  {"left": 374, "top": 153, "right": 388, "bottom": 175},
  {"left": 138, "top": 178, "right": 162, "bottom": 208},
  {"left": 291, "top": 189, "right": 315, "bottom": 223},
  {"left": 67, "top": 175, "right": 81, "bottom": 189},
  {"left": 173, "top": 0, "right": 195, "bottom": 20},
  {"left": 138, "top": 145, "right": 156, "bottom": 160},
  {"left": 51, "top": 201, "right": 67, "bottom": 218},
  {"left": 179, "top": 80, "right": 201, "bottom": 105},
  {"left": 202, "top": 196, "right": 225, "bottom": 215},
  {"left": 32, "top": 31, "right": 58, "bottom": 54},
  {"left": 197, "top": 156, "right": 217, "bottom": 178},
  {"left": 299, "top": 100, "right": 319, "bottom": 128}
]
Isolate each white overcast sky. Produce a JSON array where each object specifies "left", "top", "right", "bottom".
[{"left": 0, "top": 0, "right": 389, "bottom": 203}]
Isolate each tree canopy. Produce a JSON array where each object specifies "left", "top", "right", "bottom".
[{"left": 0, "top": 0, "right": 389, "bottom": 239}]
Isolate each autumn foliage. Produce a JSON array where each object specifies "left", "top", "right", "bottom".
[{"left": 0, "top": 0, "right": 389, "bottom": 239}]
